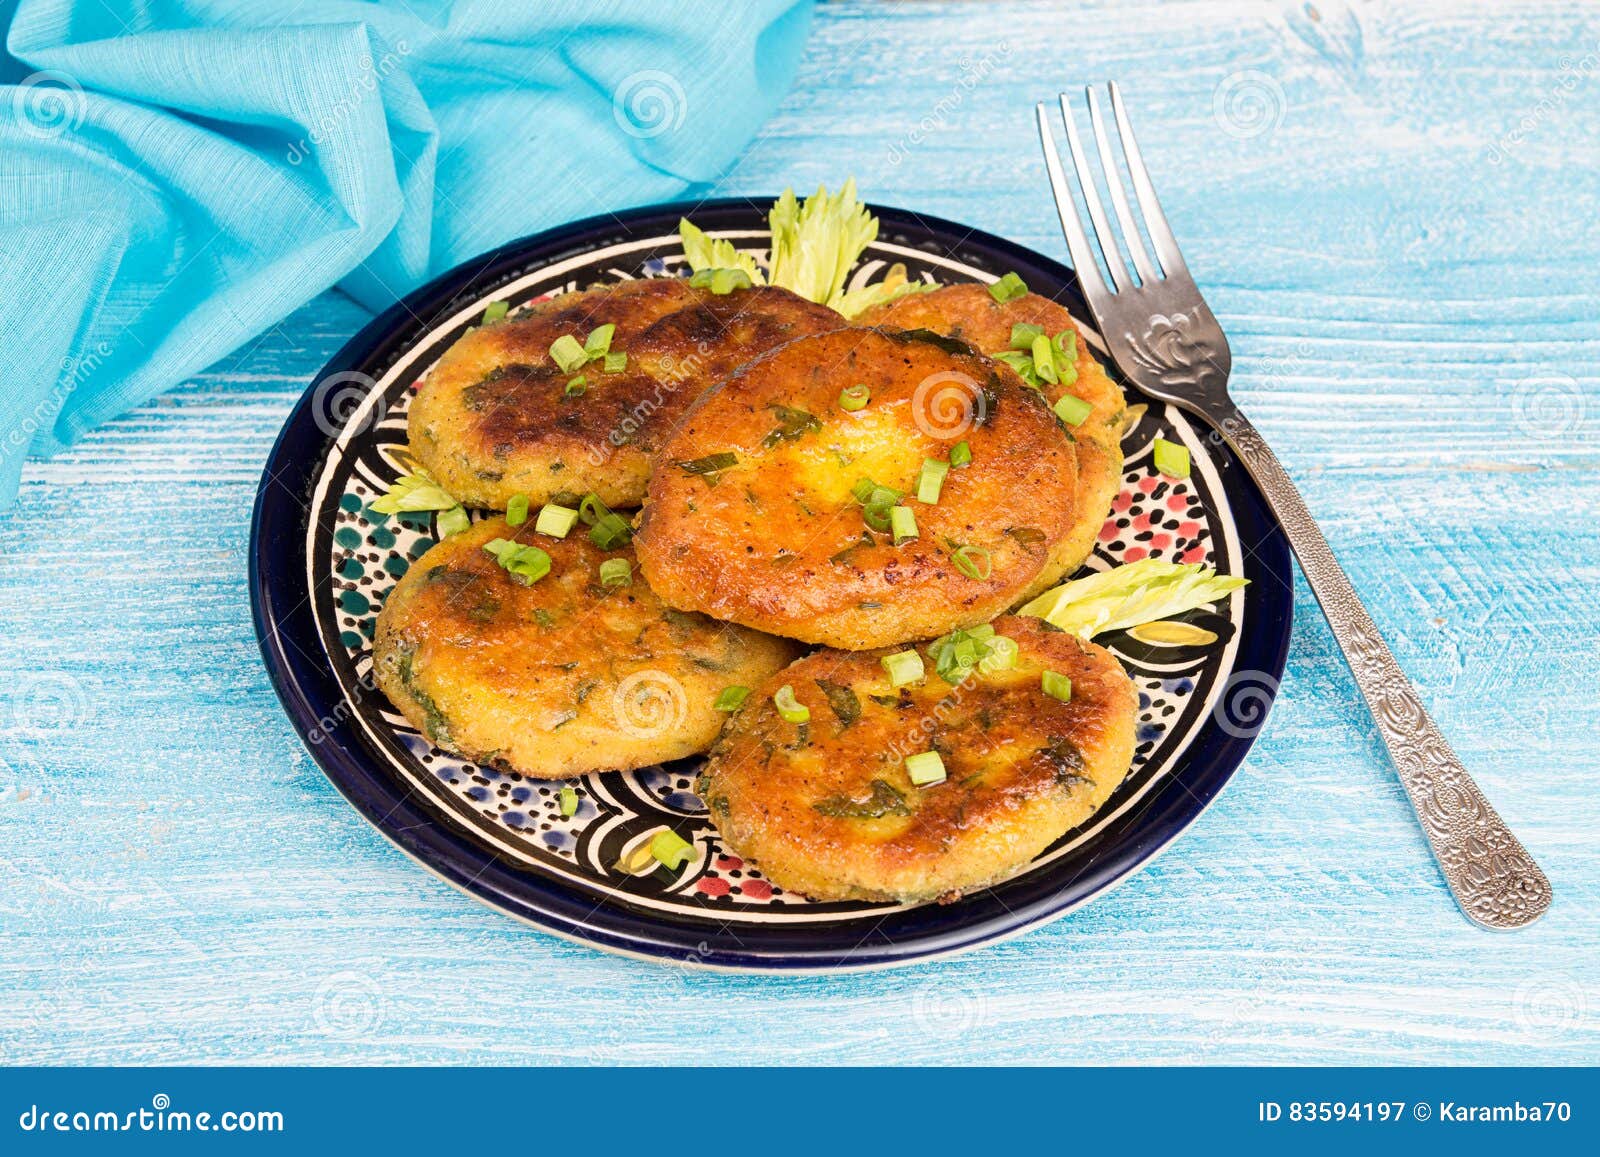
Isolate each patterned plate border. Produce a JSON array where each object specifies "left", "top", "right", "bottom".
[{"left": 250, "top": 198, "right": 1293, "bottom": 971}]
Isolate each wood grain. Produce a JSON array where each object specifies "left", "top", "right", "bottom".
[{"left": 1, "top": 0, "right": 1596, "bottom": 1065}]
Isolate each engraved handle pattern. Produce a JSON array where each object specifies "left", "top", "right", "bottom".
[{"left": 1214, "top": 407, "right": 1552, "bottom": 929}]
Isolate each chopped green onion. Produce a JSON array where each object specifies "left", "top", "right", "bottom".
[
  {"left": 481, "top": 300, "right": 509, "bottom": 324},
  {"left": 916, "top": 458, "right": 949, "bottom": 505},
  {"left": 558, "top": 787, "right": 580, "bottom": 818},
  {"left": 505, "top": 494, "right": 530, "bottom": 526},
  {"left": 950, "top": 441, "right": 972, "bottom": 468},
  {"left": 927, "top": 625, "right": 999, "bottom": 683},
  {"left": 649, "top": 829, "right": 694, "bottom": 870},
  {"left": 689, "top": 267, "right": 754, "bottom": 294},
  {"left": 578, "top": 493, "right": 633, "bottom": 550},
  {"left": 482, "top": 538, "right": 552, "bottom": 585},
  {"left": 535, "top": 503, "right": 579, "bottom": 539},
  {"left": 604, "top": 351, "right": 627, "bottom": 374},
  {"left": 1030, "top": 333, "right": 1059, "bottom": 385},
  {"left": 584, "top": 323, "right": 615, "bottom": 357},
  {"left": 1009, "top": 322, "right": 1044, "bottom": 350},
  {"left": 714, "top": 685, "right": 751, "bottom": 712},
  {"left": 1055, "top": 328, "right": 1078, "bottom": 364},
  {"left": 599, "top": 558, "right": 632, "bottom": 588},
  {"left": 1042, "top": 670, "right": 1073, "bottom": 702},
  {"left": 852, "top": 476, "right": 903, "bottom": 532},
  {"left": 950, "top": 544, "right": 992, "bottom": 580},
  {"left": 979, "top": 634, "right": 1019, "bottom": 672},
  {"left": 987, "top": 271, "right": 1029, "bottom": 304},
  {"left": 773, "top": 684, "right": 810, "bottom": 724},
  {"left": 881, "top": 650, "right": 925, "bottom": 687},
  {"left": 676, "top": 452, "right": 738, "bottom": 484},
  {"left": 905, "top": 750, "right": 947, "bottom": 787},
  {"left": 839, "top": 383, "right": 871, "bottom": 412},
  {"left": 1153, "top": 437, "right": 1191, "bottom": 479},
  {"left": 890, "top": 505, "right": 918, "bottom": 545},
  {"left": 436, "top": 505, "right": 470, "bottom": 538},
  {"left": 1053, "top": 394, "right": 1094, "bottom": 427},
  {"left": 550, "top": 334, "right": 588, "bottom": 373},
  {"left": 564, "top": 374, "right": 587, "bottom": 397}
]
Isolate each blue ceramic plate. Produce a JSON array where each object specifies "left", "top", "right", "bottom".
[{"left": 250, "top": 199, "right": 1292, "bottom": 972}]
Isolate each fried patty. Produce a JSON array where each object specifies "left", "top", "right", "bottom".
[
  {"left": 408, "top": 280, "right": 842, "bottom": 509},
  {"left": 857, "top": 284, "right": 1127, "bottom": 589},
  {"left": 697, "top": 615, "right": 1138, "bottom": 903},
  {"left": 634, "top": 328, "right": 1081, "bottom": 650},
  {"left": 372, "top": 517, "right": 798, "bottom": 778}
]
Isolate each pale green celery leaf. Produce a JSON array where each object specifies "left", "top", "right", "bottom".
[
  {"left": 677, "top": 218, "right": 765, "bottom": 283},
  {"left": 369, "top": 470, "right": 460, "bottom": 515},
  {"left": 833, "top": 274, "right": 937, "bottom": 319},
  {"left": 1016, "top": 558, "right": 1248, "bottom": 638},
  {"left": 766, "top": 179, "right": 880, "bottom": 309}
]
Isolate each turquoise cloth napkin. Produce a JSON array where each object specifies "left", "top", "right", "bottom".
[{"left": 0, "top": 0, "right": 813, "bottom": 508}]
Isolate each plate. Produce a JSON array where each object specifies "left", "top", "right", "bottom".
[{"left": 250, "top": 198, "right": 1293, "bottom": 972}]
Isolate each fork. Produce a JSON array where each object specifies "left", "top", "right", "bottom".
[{"left": 1036, "top": 83, "right": 1551, "bottom": 930}]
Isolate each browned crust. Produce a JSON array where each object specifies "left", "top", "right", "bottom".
[
  {"left": 371, "top": 517, "right": 798, "bottom": 778},
  {"left": 858, "top": 284, "right": 1127, "bottom": 587},
  {"left": 634, "top": 327, "right": 1082, "bottom": 650},
  {"left": 698, "top": 615, "right": 1138, "bottom": 902},
  {"left": 408, "top": 280, "right": 843, "bottom": 509}
]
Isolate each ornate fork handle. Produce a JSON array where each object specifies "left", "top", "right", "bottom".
[{"left": 1207, "top": 404, "right": 1552, "bottom": 929}]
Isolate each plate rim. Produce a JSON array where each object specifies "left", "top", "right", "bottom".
[{"left": 249, "top": 195, "right": 1294, "bottom": 973}]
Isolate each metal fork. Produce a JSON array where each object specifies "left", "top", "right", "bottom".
[{"left": 1037, "top": 83, "right": 1551, "bottom": 930}]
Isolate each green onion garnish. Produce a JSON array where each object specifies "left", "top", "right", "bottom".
[
  {"left": 950, "top": 544, "right": 992, "bottom": 580},
  {"left": 905, "top": 750, "right": 947, "bottom": 787},
  {"left": 916, "top": 458, "right": 949, "bottom": 505},
  {"left": 1010, "top": 322, "right": 1044, "bottom": 350},
  {"left": 1030, "top": 333, "right": 1059, "bottom": 385},
  {"left": 584, "top": 323, "right": 615, "bottom": 358},
  {"left": 604, "top": 351, "right": 627, "bottom": 374},
  {"left": 689, "top": 267, "right": 755, "bottom": 295},
  {"left": 535, "top": 503, "right": 579, "bottom": 539},
  {"left": 839, "top": 384, "right": 871, "bottom": 412},
  {"left": 881, "top": 650, "right": 924, "bottom": 687},
  {"left": 578, "top": 493, "right": 633, "bottom": 550},
  {"left": 927, "top": 624, "right": 999, "bottom": 683},
  {"left": 676, "top": 452, "right": 738, "bottom": 484},
  {"left": 714, "top": 685, "right": 751, "bottom": 712},
  {"left": 558, "top": 787, "right": 580, "bottom": 818},
  {"left": 852, "top": 477, "right": 903, "bottom": 532},
  {"left": 987, "top": 271, "right": 1029, "bottom": 304},
  {"left": 599, "top": 558, "right": 632, "bottom": 588},
  {"left": 482, "top": 538, "right": 552, "bottom": 585},
  {"left": 649, "top": 829, "right": 694, "bottom": 870},
  {"left": 979, "top": 634, "right": 1019, "bottom": 672},
  {"left": 773, "top": 684, "right": 810, "bottom": 723},
  {"left": 436, "top": 505, "right": 470, "bottom": 538},
  {"left": 550, "top": 334, "right": 588, "bottom": 373},
  {"left": 1053, "top": 394, "right": 1093, "bottom": 427},
  {"left": 481, "top": 300, "right": 509, "bottom": 324},
  {"left": 1153, "top": 437, "right": 1191, "bottom": 479},
  {"left": 890, "top": 505, "right": 918, "bottom": 545},
  {"left": 1042, "top": 670, "right": 1073, "bottom": 702},
  {"left": 565, "top": 375, "right": 588, "bottom": 397},
  {"left": 950, "top": 441, "right": 972, "bottom": 468},
  {"left": 505, "top": 494, "right": 530, "bottom": 526},
  {"left": 1055, "top": 328, "right": 1078, "bottom": 364}
]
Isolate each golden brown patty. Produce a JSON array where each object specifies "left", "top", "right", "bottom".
[
  {"left": 408, "top": 280, "right": 842, "bottom": 509},
  {"left": 858, "top": 284, "right": 1127, "bottom": 588},
  {"left": 698, "top": 615, "right": 1138, "bottom": 903},
  {"left": 372, "top": 517, "right": 798, "bottom": 779},
  {"left": 635, "top": 327, "right": 1082, "bottom": 650}
]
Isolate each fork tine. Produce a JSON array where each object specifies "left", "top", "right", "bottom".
[
  {"left": 1109, "top": 81, "right": 1189, "bottom": 279},
  {"left": 1034, "top": 102, "right": 1111, "bottom": 307},
  {"left": 1057, "top": 92, "right": 1132, "bottom": 293},
  {"left": 1087, "top": 86, "right": 1159, "bottom": 285}
]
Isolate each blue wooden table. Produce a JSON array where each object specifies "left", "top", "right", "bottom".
[{"left": 3, "top": 0, "right": 1597, "bottom": 1065}]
